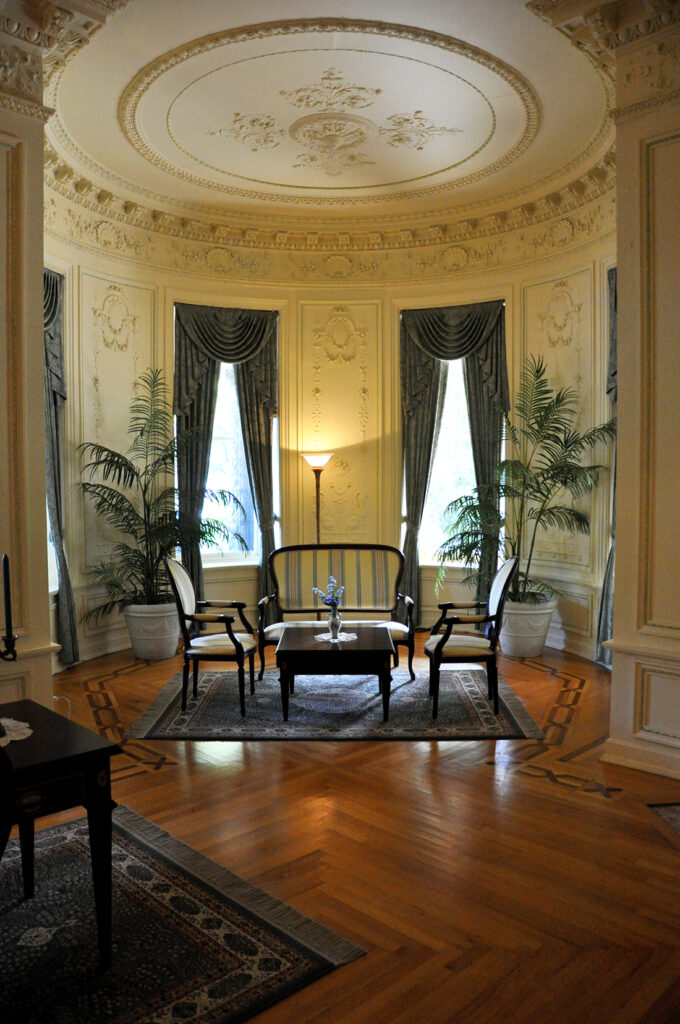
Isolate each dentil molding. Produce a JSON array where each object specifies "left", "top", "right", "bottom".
[
  {"left": 44, "top": 139, "right": 616, "bottom": 262},
  {"left": 44, "top": 180, "right": 615, "bottom": 284}
]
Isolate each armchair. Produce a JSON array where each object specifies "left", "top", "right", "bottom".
[
  {"left": 164, "top": 557, "right": 257, "bottom": 715},
  {"left": 424, "top": 556, "right": 518, "bottom": 718}
]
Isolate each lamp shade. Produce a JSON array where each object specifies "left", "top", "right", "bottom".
[{"left": 301, "top": 452, "right": 333, "bottom": 469}]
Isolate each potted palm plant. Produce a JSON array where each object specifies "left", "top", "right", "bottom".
[
  {"left": 80, "top": 367, "right": 245, "bottom": 659},
  {"left": 436, "top": 355, "right": 616, "bottom": 657}
]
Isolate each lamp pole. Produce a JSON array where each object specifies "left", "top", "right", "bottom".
[{"left": 301, "top": 453, "right": 333, "bottom": 543}]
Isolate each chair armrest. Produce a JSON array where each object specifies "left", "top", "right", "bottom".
[
  {"left": 197, "top": 599, "right": 253, "bottom": 634},
  {"left": 436, "top": 600, "right": 484, "bottom": 611},
  {"left": 191, "top": 612, "right": 235, "bottom": 624},
  {"left": 395, "top": 593, "right": 414, "bottom": 630},
  {"left": 450, "top": 613, "right": 491, "bottom": 625},
  {"left": 258, "top": 594, "right": 273, "bottom": 607},
  {"left": 198, "top": 599, "right": 246, "bottom": 610}
]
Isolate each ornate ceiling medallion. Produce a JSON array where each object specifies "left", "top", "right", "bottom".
[
  {"left": 289, "top": 113, "right": 377, "bottom": 176},
  {"left": 281, "top": 66, "right": 381, "bottom": 110},
  {"left": 115, "top": 17, "right": 540, "bottom": 204},
  {"left": 208, "top": 66, "right": 461, "bottom": 179}
]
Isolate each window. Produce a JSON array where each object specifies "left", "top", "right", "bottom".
[
  {"left": 201, "top": 361, "right": 280, "bottom": 562},
  {"left": 418, "top": 360, "right": 476, "bottom": 563}
]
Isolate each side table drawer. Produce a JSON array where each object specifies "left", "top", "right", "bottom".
[{"left": 16, "top": 772, "right": 86, "bottom": 815}]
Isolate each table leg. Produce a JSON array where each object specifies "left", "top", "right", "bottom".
[
  {"left": 86, "top": 764, "right": 114, "bottom": 969},
  {"left": 380, "top": 659, "right": 392, "bottom": 722},
  {"left": 278, "top": 662, "right": 290, "bottom": 721}
]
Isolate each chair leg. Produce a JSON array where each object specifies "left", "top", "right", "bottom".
[
  {"left": 249, "top": 651, "right": 255, "bottom": 694},
  {"left": 258, "top": 638, "right": 266, "bottom": 680},
  {"left": 488, "top": 659, "right": 499, "bottom": 715},
  {"left": 407, "top": 636, "right": 415, "bottom": 681},
  {"left": 192, "top": 659, "right": 199, "bottom": 700},
  {"left": 432, "top": 665, "right": 440, "bottom": 720},
  {"left": 182, "top": 655, "right": 190, "bottom": 711},
  {"left": 237, "top": 663, "right": 246, "bottom": 717}
]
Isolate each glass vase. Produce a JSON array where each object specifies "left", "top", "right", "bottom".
[{"left": 327, "top": 603, "right": 341, "bottom": 640}]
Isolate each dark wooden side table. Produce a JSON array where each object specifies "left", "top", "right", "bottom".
[
  {"left": 0, "top": 699, "right": 121, "bottom": 967},
  {"left": 275, "top": 624, "right": 395, "bottom": 722}
]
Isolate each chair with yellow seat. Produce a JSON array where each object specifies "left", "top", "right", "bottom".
[
  {"left": 164, "top": 556, "right": 257, "bottom": 715},
  {"left": 424, "top": 556, "right": 518, "bottom": 718}
]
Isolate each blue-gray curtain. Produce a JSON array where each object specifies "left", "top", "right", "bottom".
[
  {"left": 596, "top": 267, "right": 617, "bottom": 666},
  {"left": 44, "top": 269, "right": 79, "bottom": 666},
  {"left": 174, "top": 303, "right": 278, "bottom": 599},
  {"left": 400, "top": 301, "right": 508, "bottom": 622}
]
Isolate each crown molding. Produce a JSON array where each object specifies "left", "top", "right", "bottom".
[{"left": 44, "top": 140, "right": 615, "bottom": 257}]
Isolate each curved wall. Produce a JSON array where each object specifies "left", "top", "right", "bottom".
[{"left": 44, "top": 181, "right": 616, "bottom": 663}]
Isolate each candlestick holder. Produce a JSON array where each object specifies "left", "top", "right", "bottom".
[
  {"left": 2, "top": 553, "right": 16, "bottom": 660},
  {"left": 1, "top": 632, "right": 17, "bottom": 661}
]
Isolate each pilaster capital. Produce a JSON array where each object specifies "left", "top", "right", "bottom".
[
  {"left": 526, "top": 1, "right": 680, "bottom": 68},
  {"left": 527, "top": 1, "right": 680, "bottom": 115},
  {"left": 0, "top": 1, "right": 128, "bottom": 120}
]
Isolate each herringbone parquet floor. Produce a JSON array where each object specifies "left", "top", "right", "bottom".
[{"left": 50, "top": 639, "right": 680, "bottom": 1023}]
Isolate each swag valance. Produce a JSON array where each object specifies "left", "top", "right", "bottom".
[
  {"left": 401, "top": 299, "right": 509, "bottom": 410},
  {"left": 174, "top": 302, "right": 278, "bottom": 416}
]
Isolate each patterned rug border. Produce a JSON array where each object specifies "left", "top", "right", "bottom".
[
  {"left": 113, "top": 805, "right": 364, "bottom": 967},
  {"left": 126, "top": 668, "right": 544, "bottom": 742}
]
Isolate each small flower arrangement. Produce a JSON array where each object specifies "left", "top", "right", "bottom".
[{"left": 312, "top": 576, "right": 344, "bottom": 607}]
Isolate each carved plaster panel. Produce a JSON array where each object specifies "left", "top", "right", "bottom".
[
  {"left": 80, "top": 271, "right": 154, "bottom": 565},
  {"left": 617, "top": 23, "right": 680, "bottom": 117},
  {"left": 523, "top": 268, "right": 596, "bottom": 574},
  {"left": 300, "top": 303, "right": 379, "bottom": 540}
]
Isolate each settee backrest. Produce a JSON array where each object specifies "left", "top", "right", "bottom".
[{"left": 268, "top": 544, "right": 405, "bottom": 615}]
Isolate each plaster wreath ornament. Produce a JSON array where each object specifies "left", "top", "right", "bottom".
[{"left": 313, "top": 577, "right": 345, "bottom": 640}]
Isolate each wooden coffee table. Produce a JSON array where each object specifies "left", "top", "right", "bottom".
[{"left": 275, "top": 624, "right": 395, "bottom": 722}]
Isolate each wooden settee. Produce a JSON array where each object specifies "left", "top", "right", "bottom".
[{"left": 257, "top": 543, "right": 415, "bottom": 680}]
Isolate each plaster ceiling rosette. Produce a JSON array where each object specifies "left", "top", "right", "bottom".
[{"left": 44, "top": 2, "right": 613, "bottom": 237}]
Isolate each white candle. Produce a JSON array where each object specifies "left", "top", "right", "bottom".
[{"left": 3, "top": 554, "right": 12, "bottom": 641}]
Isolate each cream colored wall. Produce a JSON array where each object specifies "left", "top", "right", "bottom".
[
  {"left": 602, "top": 23, "right": 680, "bottom": 780},
  {"left": 0, "top": 109, "right": 57, "bottom": 704},
  {"left": 44, "top": 189, "right": 615, "bottom": 664}
]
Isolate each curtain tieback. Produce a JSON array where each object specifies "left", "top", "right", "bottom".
[{"left": 404, "top": 520, "right": 420, "bottom": 533}]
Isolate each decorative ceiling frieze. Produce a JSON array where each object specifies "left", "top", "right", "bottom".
[{"left": 44, "top": 140, "right": 615, "bottom": 258}]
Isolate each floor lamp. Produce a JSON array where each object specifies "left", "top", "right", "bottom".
[{"left": 301, "top": 453, "right": 333, "bottom": 543}]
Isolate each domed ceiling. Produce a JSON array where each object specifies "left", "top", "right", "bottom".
[{"left": 44, "top": 0, "right": 613, "bottom": 238}]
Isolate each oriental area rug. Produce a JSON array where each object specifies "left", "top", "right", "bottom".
[
  {"left": 127, "top": 667, "right": 543, "bottom": 741},
  {"left": 0, "top": 807, "right": 364, "bottom": 1024}
]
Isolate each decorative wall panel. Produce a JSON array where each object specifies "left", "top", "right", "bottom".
[
  {"left": 79, "top": 271, "right": 155, "bottom": 571},
  {"left": 642, "top": 133, "right": 680, "bottom": 633},
  {"left": 299, "top": 302, "right": 381, "bottom": 542},
  {"left": 636, "top": 664, "right": 680, "bottom": 748},
  {"left": 523, "top": 268, "right": 596, "bottom": 576}
]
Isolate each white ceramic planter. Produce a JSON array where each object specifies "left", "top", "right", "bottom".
[
  {"left": 499, "top": 598, "right": 557, "bottom": 658},
  {"left": 123, "top": 603, "right": 179, "bottom": 661}
]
